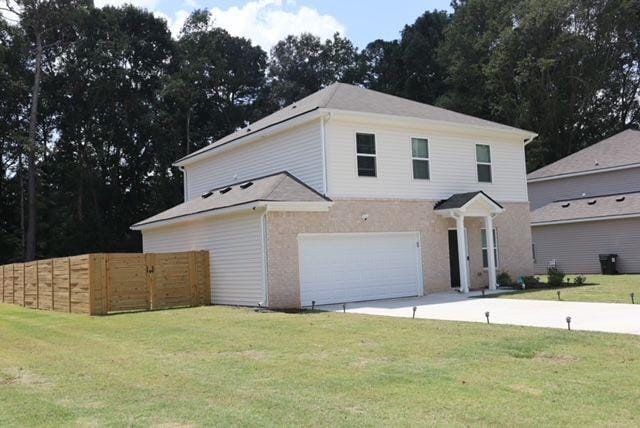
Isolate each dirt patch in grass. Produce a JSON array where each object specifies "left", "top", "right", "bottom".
[
  {"left": 0, "top": 368, "right": 50, "bottom": 386},
  {"left": 533, "top": 353, "right": 579, "bottom": 365}
]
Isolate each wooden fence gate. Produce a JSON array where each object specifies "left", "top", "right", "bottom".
[{"left": 0, "top": 251, "right": 210, "bottom": 315}]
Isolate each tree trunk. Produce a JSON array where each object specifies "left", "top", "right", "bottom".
[{"left": 25, "top": 32, "right": 43, "bottom": 261}]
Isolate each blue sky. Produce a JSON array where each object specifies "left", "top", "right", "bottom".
[{"left": 94, "top": 0, "right": 453, "bottom": 50}]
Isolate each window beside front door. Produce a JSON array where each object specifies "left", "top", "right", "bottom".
[
  {"left": 411, "top": 138, "right": 430, "bottom": 180},
  {"left": 481, "top": 228, "right": 498, "bottom": 268},
  {"left": 356, "top": 133, "right": 377, "bottom": 177},
  {"left": 476, "top": 144, "right": 492, "bottom": 183}
]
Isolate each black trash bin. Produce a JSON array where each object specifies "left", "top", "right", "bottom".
[{"left": 598, "top": 254, "right": 618, "bottom": 275}]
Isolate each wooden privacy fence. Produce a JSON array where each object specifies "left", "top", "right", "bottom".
[{"left": 0, "top": 251, "right": 210, "bottom": 315}]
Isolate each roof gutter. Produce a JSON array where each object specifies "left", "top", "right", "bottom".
[{"left": 174, "top": 108, "right": 323, "bottom": 168}]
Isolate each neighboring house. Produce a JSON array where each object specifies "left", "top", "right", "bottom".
[
  {"left": 132, "top": 83, "right": 537, "bottom": 308},
  {"left": 528, "top": 129, "right": 640, "bottom": 274}
]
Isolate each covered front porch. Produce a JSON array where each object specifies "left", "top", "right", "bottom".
[{"left": 434, "top": 191, "right": 504, "bottom": 293}]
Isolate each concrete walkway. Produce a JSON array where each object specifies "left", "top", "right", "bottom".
[{"left": 318, "top": 291, "right": 640, "bottom": 335}]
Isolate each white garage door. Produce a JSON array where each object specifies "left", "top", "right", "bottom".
[{"left": 298, "top": 232, "right": 423, "bottom": 306}]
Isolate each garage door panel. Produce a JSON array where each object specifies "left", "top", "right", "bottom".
[{"left": 298, "top": 233, "right": 422, "bottom": 305}]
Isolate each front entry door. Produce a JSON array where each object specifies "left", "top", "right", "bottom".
[
  {"left": 448, "top": 230, "right": 460, "bottom": 288},
  {"left": 448, "top": 229, "right": 469, "bottom": 288}
]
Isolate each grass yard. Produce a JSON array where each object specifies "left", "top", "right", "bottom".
[
  {"left": 497, "top": 274, "right": 640, "bottom": 304},
  {"left": 1, "top": 304, "right": 639, "bottom": 427}
]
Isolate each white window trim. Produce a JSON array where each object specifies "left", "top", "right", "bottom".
[
  {"left": 481, "top": 228, "right": 499, "bottom": 269},
  {"left": 410, "top": 137, "right": 430, "bottom": 181},
  {"left": 476, "top": 144, "right": 493, "bottom": 183},
  {"left": 355, "top": 132, "right": 378, "bottom": 178}
]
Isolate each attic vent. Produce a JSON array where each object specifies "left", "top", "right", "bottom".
[
  {"left": 246, "top": 128, "right": 251, "bottom": 132},
  {"left": 561, "top": 203, "right": 571, "bottom": 208},
  {"left": 587, "top": 200, "right": 597, "bottom": 205},
  {"left": 616, "top": 196, "right": 626, "bottom": 202},
  {"left": 594, "top": 160, "right": 599, "bottom": 166},
  {"left": 202, "top": 191, "right": 214, "bottom": 199},
  {"left": 240, "top": 181, "right": 254, "bottom": 189},
  {"left": 220, "top": 187, "right": 232, "bottom": 194},
  {"left": 291, "top": 104, "right": 297, "bottom": 109}
]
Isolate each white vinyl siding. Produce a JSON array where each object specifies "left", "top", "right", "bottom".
[
  {"left": 141, "top": 212, "right": 266, "bottom": 306},
  {"left": 325, "top": 119, "right": 528, "bottom": 202},
  {"left": 298, "top": 232, "right": 423, "bottom": 306},
  {"left": 184, "top": 120, "right": 324, "bottom": 200}
]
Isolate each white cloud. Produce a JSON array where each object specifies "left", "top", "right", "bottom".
[
  {"left": 208, "top": 0, "right": 346, "bottom": 50},
  {"left": 77, "top": 0, "right": 347, "bottom": 50}
]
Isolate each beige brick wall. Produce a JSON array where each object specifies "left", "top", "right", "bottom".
[{"left": 265, "top": 200, "right": 533, "bottom": 308}]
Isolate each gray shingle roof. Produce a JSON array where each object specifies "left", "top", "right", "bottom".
[
  {"left": 132, "top": 172, "right": 330, "bottom": 228},
  {"left": 176, "top": 83, "right": 535, "bottom": 165},
  {"left": 434, "top": 191, "right": 503, "bottom": 211},
  {"left": 531, "top": 191, "right": 640, "bottom": 225},
  {"left": 528, "top": 129, "right": 640, "bottom": 181}
]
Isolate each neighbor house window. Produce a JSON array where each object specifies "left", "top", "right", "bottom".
[
  {"left": 476, "top": 144, "right": 492, "bottom": 183},
  {"left": 481, "top": 228, "right": 499, "bottom": 268},
  {"left": 411, "top": 138, "right": 430, "bottom": 180},
  {"left": 356, "top": 133, "right": 376, "bottom": 177}
]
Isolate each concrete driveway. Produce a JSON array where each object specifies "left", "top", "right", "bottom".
[{"left": 318, "top": 291, "right": 640, "bottom": 335}]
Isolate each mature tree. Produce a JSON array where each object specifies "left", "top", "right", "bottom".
[
  {"left": 266, "top": 32, "right": 364, "bottom": 108},
  {"left": 362, "top": 10, "right": 450, "bottom": 104},
  {"left": 164, "top": 9, "right": 267, "bottom": 156},
  {"left": 0, "top": 17, "right": 28, "bottom": 261},
  {"left": 1, "top": 0, "right": 90, "bottom": 260},
  {"left": 439, "top": 0, "right": 640, "bottom": 170},
  {"left": 41, "top": 5, "right": 175, "bottom": 255}
]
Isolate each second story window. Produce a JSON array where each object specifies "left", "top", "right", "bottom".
[
  {"left": 356, "top": 133, "right": 377, "bottom": 177},
  {"left": 476, "top": 144, "right": 492, "bottom": 183},
  {"left": 411, "top": 138, "right": 430, "bottom": 180}
]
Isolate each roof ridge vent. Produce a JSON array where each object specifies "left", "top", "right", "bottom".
[
  {"left": 616, "top": 196, "right": 626, "bottom": 202},
  {"left": 202, "top": 190, "right": 214, "bottom": 199},
  {"left": 587, "top": 199, "right": 597, "bottom": 205},
  {"left": 220, "top": 187, "right": 232, "bottom": 194},
  {"left": 240, "top": 181, "right": 254, "bottom": 189},
  {"left": 561, "top": 202, "right": 571, "bottom": 208}
]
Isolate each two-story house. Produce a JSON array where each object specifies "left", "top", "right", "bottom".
[
  {"left": 528, "top": 129, "right": 640, "bottom": 274},
  {"left": 132, "top": 83, "right": 537, "bottom": 308}
]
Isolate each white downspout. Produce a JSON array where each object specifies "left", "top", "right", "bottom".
[
  {"left": 320, "top": 113, "right": 331, "bottom": 197},
  {"left": 180, "top": 166, "right": 188, "bottom": 201}
]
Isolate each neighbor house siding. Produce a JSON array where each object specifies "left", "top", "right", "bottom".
[
  {"left": 528, "top": 167, "right": 640, "bottom": 210},
  {"left": 532, "top": 218, "right": 640, "bottom": 274},
  {"left": 184, "top": 120, "right": 324, "bottom": 200},
  {"left": 141, "top": 212, "right": 266, "bottom": 306},
  {"left": 325, "top": 118, "right": 529, "bottom": 202}
]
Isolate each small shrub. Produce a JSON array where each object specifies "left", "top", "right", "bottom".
[
  {"left": 522, "top": 275, "right": 540, "bottom": 288},
  {"left": 547, "top": 267, "right": 565, "bottom": 287},
  {"left": 574, "top": 275, "right": 587, "bottom": 286},
  {"left": 497, "top": 272, "right": 513, "bottom": 287}
]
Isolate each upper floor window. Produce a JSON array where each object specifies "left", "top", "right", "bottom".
[
  {"left": 356, "top": 133, "right": 377, "bottom": 177},
  {"left": 476, "top": 144, "right": 492, "bottom": 183},
  {"left": 481, "top": 228, "right": 499, "bottom": 269},
  {"left": 411, "top": 138, "right": 430, "bottom": 180}
]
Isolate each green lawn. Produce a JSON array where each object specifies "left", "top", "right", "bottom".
[
  {"left": 497, "top": 274, "right": 640, "bottom": 304},
  {"left": 1, "top": 304, "right": 639, "bottom": 426}
]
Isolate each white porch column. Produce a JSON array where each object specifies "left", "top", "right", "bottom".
[
  {"left": 485, "top": 215, "right": 497, "bottom": 291},
  {"left": 455, "top": 215, "right": 470, "bottom": 293}
]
